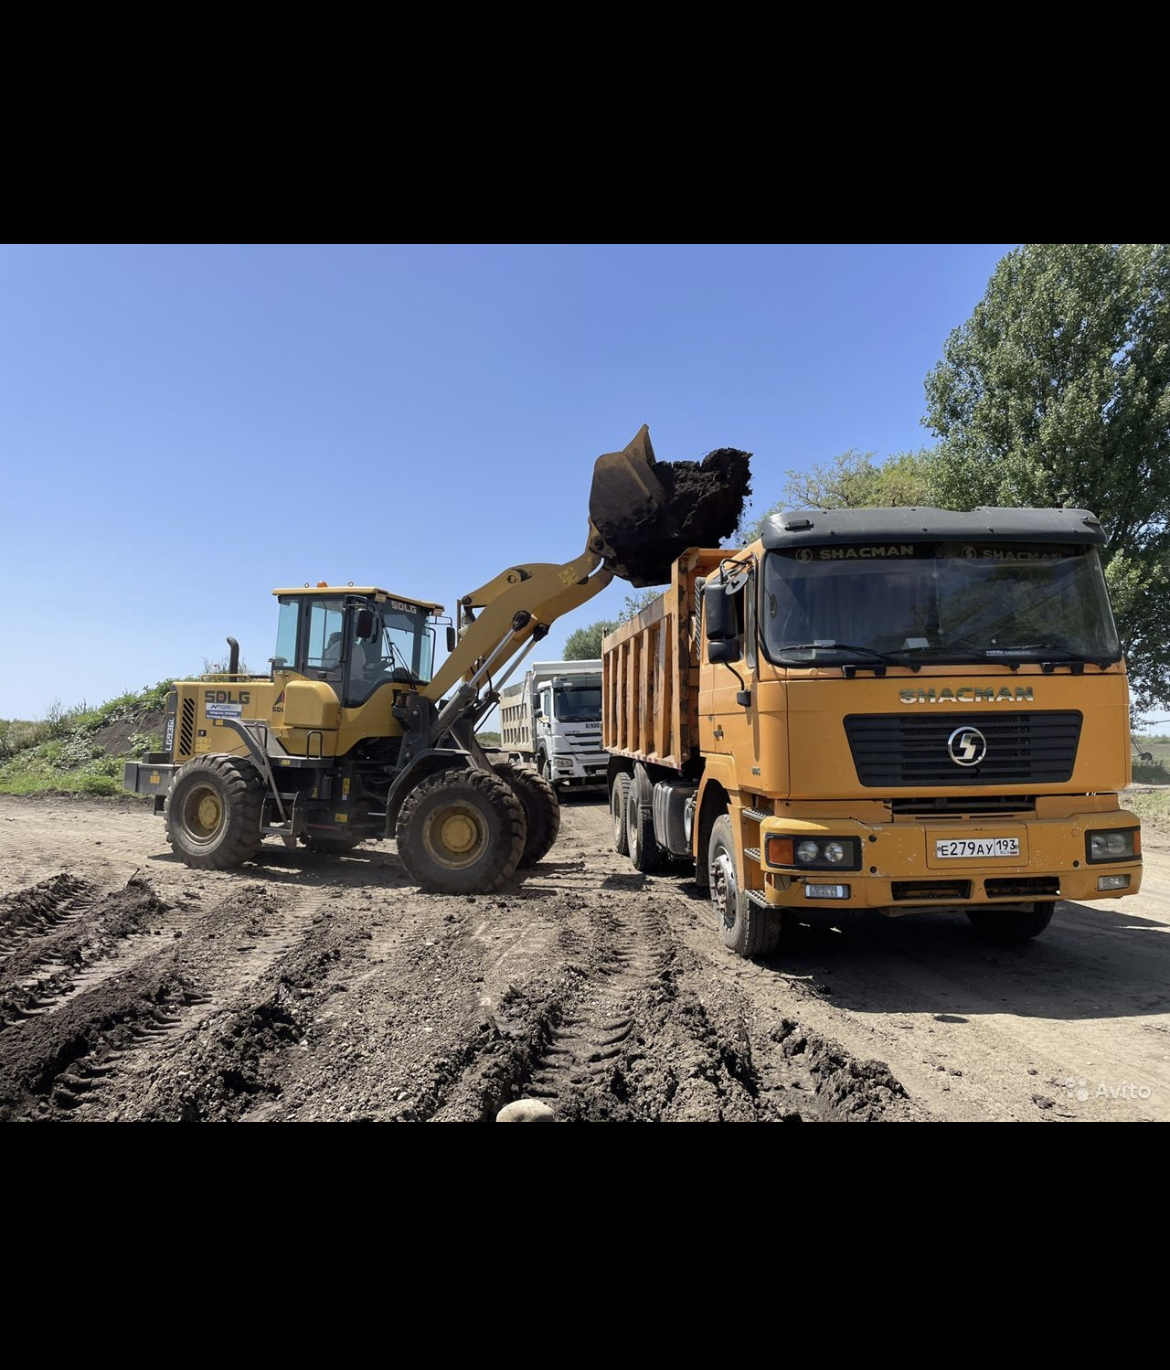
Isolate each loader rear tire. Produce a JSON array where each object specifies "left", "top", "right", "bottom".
[
  {"left": 494, "top": 762, "right": 560, "bottom": 867},
  {"left": 396, "top": 767, "right": 527, "bottom": 895},
  {"left": 165, "top": 754, "right": 265, "bottom": 870},
  {"left": 626, "top": 765, "right": 663, "bottom": 873},
  {"left": 610, "top": 772, "right": 631, "bottom": 855}
]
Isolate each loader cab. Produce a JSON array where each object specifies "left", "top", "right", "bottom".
[{"left": 271, "top": 586, "right": 443, "bottom": 708}]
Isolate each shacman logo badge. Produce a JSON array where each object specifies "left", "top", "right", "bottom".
[{"left": 948, "top": 727, "right": 987, "bottom": 767}]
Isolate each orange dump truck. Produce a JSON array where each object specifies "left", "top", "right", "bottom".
[{"left": 602, "top": 507, "right": 1142, "bottom": 958}]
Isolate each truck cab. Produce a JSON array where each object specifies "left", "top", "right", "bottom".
[{"left": 604, "top": 507, "right": 1142, "bottom": 957}]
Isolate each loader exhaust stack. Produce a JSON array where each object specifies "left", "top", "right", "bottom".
[{"left": 588, "top": 425, "right": 752, "bottom": 586}]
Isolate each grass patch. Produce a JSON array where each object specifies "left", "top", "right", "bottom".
[
  {"left": 1126, "top": 788, "right": 1170, "bottom": 822},
  {"left": 0, "top": 680, "right": 173, "bottom": 796}
]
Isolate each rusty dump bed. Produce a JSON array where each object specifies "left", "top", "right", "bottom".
[{"left": 602, "top": 549, "right": 723, "bottom": 771}]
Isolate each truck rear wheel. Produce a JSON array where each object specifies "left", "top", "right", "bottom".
[
  {"left": 626, "top": 766, "right": 663, "bottom": 872},
  {"left": 610, "top": 772, "right": 631, "bottom": 855},
  {"left": 396, "top": 767, "right": 526, "bottom": 894},
  {"left": 708, "top": 814, "right": 781, "bottom": 958},
  {"left": 494, "top": 762, "right": 560, "bottom": 867},
  {"left": 165, "top": 754, "right": 265, "bottom": 870},
  {"left": 966, "top": 903, "right": 1055, "bottom": 943}
]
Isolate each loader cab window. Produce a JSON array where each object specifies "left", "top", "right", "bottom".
[
  {"left": 345, "top": 603, "right": 436, "bottom": 707},
  {"left": 273, "top": 599, "right": 299, "bottom": 672},
  {"left": 305, "top": 600, "right": 347, "bottom": 675}
]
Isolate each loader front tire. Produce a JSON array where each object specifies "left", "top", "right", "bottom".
[
  {"left": 165, "top": 755, "right": 265, "bottom": 870},
  {"left": 493, "top": 762, "right": 560, "bottom": 867},
  {"left": 396, "top": 767, "right": 526, "bottom": 895}
]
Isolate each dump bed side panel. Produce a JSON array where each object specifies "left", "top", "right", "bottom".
[{"left": 602, "top": 550, "right": 721, "bottom": 772}]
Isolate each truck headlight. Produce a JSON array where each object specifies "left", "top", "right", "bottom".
[
  {"left": 766, "top": 836, "right": 861, "bottom": 871},
  {"left": 1086, "top": 828, "right": 1139, "bottom": 863}
]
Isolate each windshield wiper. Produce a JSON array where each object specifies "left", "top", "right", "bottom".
[{"left": 777, "top": 642, "right": 919, "bottom": 674}]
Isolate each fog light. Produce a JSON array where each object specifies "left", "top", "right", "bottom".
[
  {"left": 1097, "top": 874, "right": 1130, "bottom": 891},
  {"left": 796, "top": 840, "right": 820, "bottom": 863},
  {"left": 823, "top": 841, "right": 846, "bottom": 864},
  {"left": 805, "top": 883, "right": 850, "bottom": 900}
]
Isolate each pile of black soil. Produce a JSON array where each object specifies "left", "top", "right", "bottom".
[{"left": 590, "top": 426, "right": 752, "bottom": 587}]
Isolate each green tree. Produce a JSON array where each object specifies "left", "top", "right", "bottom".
[
  {"left": 563, "top": 589, "right": 667, "bottom": 660},
  {"left": 924, "top": 243, "right": 1170, "bottom": 707},
  {"left": 740, "top": 448, "right": 935, "bottom": 543},
  {"left": 564, "top": 620, "right": 617, "bottom": 659}
]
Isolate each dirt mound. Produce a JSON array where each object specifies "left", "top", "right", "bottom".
[
  {"left": 89, "top": 709, "right": 166, "bottom": 757},
  {"left": 590, "top": 426, "right": 752, "bottom": 586}
]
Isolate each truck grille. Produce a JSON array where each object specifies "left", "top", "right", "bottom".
[{"left": 845, "top": 712, "right": 1082, "bottom": 787}]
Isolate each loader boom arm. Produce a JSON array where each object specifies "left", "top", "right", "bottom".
[{"left": 423, "top": 531, "right": 613, "bottom": 703}]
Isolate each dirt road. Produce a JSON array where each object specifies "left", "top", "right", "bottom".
[{"left": 1, "top": 793, "right": 1166, "bottom": 1122}]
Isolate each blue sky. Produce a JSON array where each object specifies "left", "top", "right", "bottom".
[{"left": 0, "top": 243, "right": 1015, "bottom": 719}]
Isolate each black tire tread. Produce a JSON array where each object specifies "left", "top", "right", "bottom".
[
  {"left": 494, "top": 762, "right": 561, "bottom": 867},
  {"left": 626, "top": 767, "right": 663, "bottom": 872},
  {"left": 966, "top": 903, "right": 1055, "bottom": 943},
  {"left": 710, "top": 813, "right": 782, "bottom": 958},
  {"left": 396, "top": 766, "right": 526, "bottom": 895},
  {"left": 164, "top": 754, "right": 265, "bottom": 871},
  {"left": 611, "top": 772, "right": 631, "bottom": 856}
]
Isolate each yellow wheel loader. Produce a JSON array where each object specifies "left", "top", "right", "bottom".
[{"left": 123, "top": 428, "right": 751, "bottom": 894}]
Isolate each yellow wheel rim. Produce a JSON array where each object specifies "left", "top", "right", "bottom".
[
  {"left": 423, "top": 803, "right": 489, "bottom": 869},
  {"left": 182, "top": 783, "right": 225, "bottom": 842}
]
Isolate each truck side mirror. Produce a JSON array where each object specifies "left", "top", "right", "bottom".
[
  {"left": 704, "top": 583, "right": 736, "bottom": 641},
  {"left": 355, "top": 608, "right": 376, "bottom": 640},
  {"left": 446, "top": 626, "right": 456, "bottom": 653},
  {"left": 709, "top": 638, "right": 740, "bottom": 664}
]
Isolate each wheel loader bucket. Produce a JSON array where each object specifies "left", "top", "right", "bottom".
[{"left": 589, "top": 424, "right": 752, "bottom": 587}]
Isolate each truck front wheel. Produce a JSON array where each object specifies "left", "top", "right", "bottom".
[
  {"left": 708, "top": 814, "right": 781, "bottom": 958},
  {"left": 396, "top": 767, "right": 527, "bottom": 895},
  {"left": 966, "top": 904, "right": 1055, "bottom": 943}
]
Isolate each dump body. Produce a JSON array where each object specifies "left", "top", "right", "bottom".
[
  {"left": 603, "top": 508, "right": 1142, "bottom": 952},
  {"left": 499, "top": 660, "right": 607, "bottom": 786}
]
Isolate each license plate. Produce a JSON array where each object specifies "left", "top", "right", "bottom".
[{"left": 935, "top": 838, "right": 1020, "bottom": 859}]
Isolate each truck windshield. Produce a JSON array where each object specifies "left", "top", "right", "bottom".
[
  {"left": 761, "top": 544, "right": 1121, "bottom": 664},
  {"left": 554, "top": 685, "right": 602, "bottom": 721}
]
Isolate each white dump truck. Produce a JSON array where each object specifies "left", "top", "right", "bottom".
[{"left": 498, "top": 660, "right": 607, "bottom": 786}]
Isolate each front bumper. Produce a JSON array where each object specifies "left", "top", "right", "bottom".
[
  {"left": 551, "top": 752, "right": 608, "bottom": 785},
  {"left": 756, "top": 810, "right": 1143, "bottom": 908}
]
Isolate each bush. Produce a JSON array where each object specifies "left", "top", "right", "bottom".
[
  {"left": 78, "top": 772, "right": 121, "bottom": 796},
  {"left": 1131, "top": 760, "right": 1168, "bottom": 784}
]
